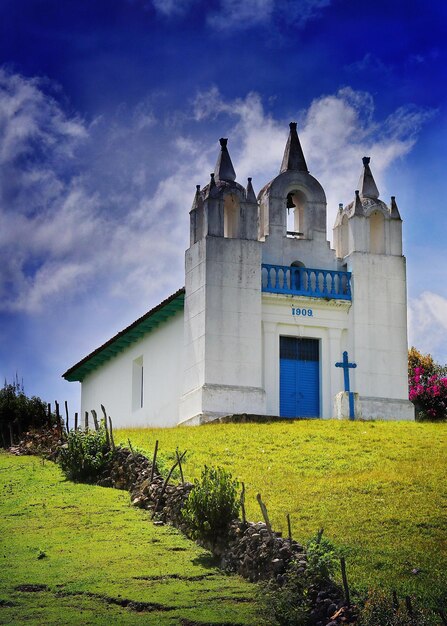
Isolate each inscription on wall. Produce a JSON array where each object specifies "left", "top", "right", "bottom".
[{"left": 292, "top": 307, "right": 314, "bottom": 317}]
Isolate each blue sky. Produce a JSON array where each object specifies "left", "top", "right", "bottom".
[{"left": 1, "top": 0, "right": 446, "bottom": 414}]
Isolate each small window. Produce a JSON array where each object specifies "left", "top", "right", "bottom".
[{"left": 132, "top": 356, "right": 144, "bottom": 411}]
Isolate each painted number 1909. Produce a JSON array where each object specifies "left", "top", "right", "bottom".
[{"left": 292, "top": 308, "right": 313, "bottom": 317}]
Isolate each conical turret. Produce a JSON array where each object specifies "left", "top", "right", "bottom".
[
  {"left": 246, "top": 177, "right": 257, "bottom": 203},
  {"left": 358, "top": 156, "right": 379, "bottom": 199},
  {"left": 214, "top": 138, "right": 236, "bottom": 182},
  {"left": 390, "top": 195, "right": 401, "bottom": 219},
  {"left": 280, "top": 122, "right": 308, "bottom": 174}
]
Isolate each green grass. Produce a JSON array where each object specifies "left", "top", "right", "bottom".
[
  {"left": 117, "top": 420, "right": 447, "bottom": 607},
  {"left": 0, "top": 453, "right": 263, "bottom": 625}
]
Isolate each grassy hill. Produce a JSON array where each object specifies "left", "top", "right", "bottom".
[
  {"left": 0, "top": 453, "right": 262, "bottom": 625},
  {"left": 115, "top": 420, "right": 447, "bottom": 607}
]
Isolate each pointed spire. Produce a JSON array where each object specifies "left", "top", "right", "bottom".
[
  {"left": 280, "top": 122, "right": 308, "bottom": 174},
  {"left": 353, "top": 190, "right": 364, "bottom": 216},
  {"left": 208, "top": 172, "right": 218, "bottom": 197},
  {"left": 214, "top": 138, "right": 236, "bottom": 182},
  {"left": 191, "top": 184, "right": 201, "bottom": 211},
  {"left": 358, "top": 156, "right": 379, "bottom": 199},
  {"left": 390, "top": 195, "right": 401, "bottom": 219},
  {"left": 246, "top": 177, "right": 257, "bottom": 203}
]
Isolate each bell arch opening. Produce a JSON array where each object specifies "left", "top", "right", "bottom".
[{"left": 286, "top": 190, "right": 306, "bottom": 238}]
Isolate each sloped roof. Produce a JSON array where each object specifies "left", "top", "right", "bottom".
[{"left": 62, "top": 288, "right": 185, "bottom": 382}]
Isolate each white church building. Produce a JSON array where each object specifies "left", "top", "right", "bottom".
[{"left": 63, "top": 123, "right": 415, "bottom": 426}]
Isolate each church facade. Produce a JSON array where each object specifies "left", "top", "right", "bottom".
[{"left": 63, "top": 123, "right": 415, "bottom": 426}]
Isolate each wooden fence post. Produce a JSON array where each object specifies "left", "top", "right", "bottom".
[
  {"left": 151, "top": 450, "right": 187, "bottom": 519},
  {"left": 85, "top": 411, "right": 89, "bottom": 431},
  {"left": 100, "top": 407, "right": 110, "bottom": 448},
  {"left": 240, "top": 482, "right": 246, "bottom": 524},
  {"left": 150, "top": 440, "right": 159, "bottom": 482},
  {"left": 176, "top": 448, "right": 184, "bottom": 484},
  {"left": 108, "top": 416, "right": 115, "bottom": 450},
  {"left": 74, "top": 412, "right": 78, "bottom": 431},
  {"left": 91, "top": 409, "right": 99, "bottom": 431},
  {"left": 101, "top": 404, "right": 115, "bottom": 450},
  {"left": 128, "top": 439, "right": 136, "bottom": 459},
  {"left": 287, "top": 513, "right": 292, "bottom": 542},
  {"left": 64, "top": 401, "right": 69, "bottom": 433},
  {"left": 55, "top": 401, "right": 62, "bottom": 437},
  {"left": 256, "top": 493, "right": 273, "bottom": 538}
]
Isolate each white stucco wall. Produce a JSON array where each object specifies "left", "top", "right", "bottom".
[
  {"left": 81, "top": 310, "right": 184, "bottom": 428},
  {"left": 261, "top": 293, "right": 351, "bottom": 418},
  {"left": 180, "top": 235, "right": 266, "bottom": 424}
]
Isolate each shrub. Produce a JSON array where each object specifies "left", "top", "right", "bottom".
[
  {"left": 259, "top": 562, "right": 310, "bottom": 626},
  {"left": 182, "top": 465, "right": 240, "bottom": 544},
  {"left": 358, "top": 588, "right": 434, "bottom": 626},
  {"left": 58, "top": 427, "right": 112, "bottom": 483},
  {"left": 259, "top": 535, "right": 339, "bottom": 626},
  {"left": 408, "top": 348, "right": 447, "bottom": 421},
  {"left": 0, "top": 377, "right": 53, "bottom": 447},
  {"left": 306, "top": 533, "right": 338, "bottom": 582}
]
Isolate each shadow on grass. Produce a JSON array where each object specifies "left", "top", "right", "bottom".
[{"left": 191, "top": 553, "right": 220, "bottom": 569}]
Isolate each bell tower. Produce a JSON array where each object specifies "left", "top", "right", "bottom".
[
  {"left": 333, "top": 157, "right": 414, "bottom": 420},
  {"left": 258, "top": 122, "right": 337, "bottom": 270},
  {"left": 180, "top": 139, "right": 266, "bottom": 424}
]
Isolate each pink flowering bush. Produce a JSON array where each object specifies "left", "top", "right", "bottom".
[{"left": 408, "top": 348, "right": 447, "bottom": 421}]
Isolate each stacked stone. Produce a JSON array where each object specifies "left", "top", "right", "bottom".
[
  {"left": 132, "top": 479, "right": 193, "bottom": 527},
  {"left": 221, "top": 520, "right": 306, "bottom": 582},
  {"left": 98, "top": 447, "right": 194, "bottom": 528},
  {"left": 97, "top": 447, "right": 152, "bottom": 490},
  {"left": 308, "top": 585, "right": 354, "bottom": 626},
  {"left": 8, "top": 428, "right": 64, "bottom": 459},
  {"left": 94, "top": 446, "right": 352, "bottom": 625}
]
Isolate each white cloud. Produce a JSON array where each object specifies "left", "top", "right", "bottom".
[
  {"left": 279, "top": 0, "right": 331, "bottom": 27},
  {"left": 207, "top": 0, "right": 274, "bottom": 30},
  {"left": 409, "top": 292, "right": 447, "bottom": 364},
  {"left": 151, "top": 0, "right": 198, "bottom": 17},
  {"left": 192, "top": 86, "right": 433, "bottom": 229},
  {"left": 149, "top": 0, "right": 331, "bottom": 30},
  {"left": 0, "top": 68, "right": 200, "bottom": 314},
  {"left": 0, "top": 67, "right": 435, "bottom": 363}
]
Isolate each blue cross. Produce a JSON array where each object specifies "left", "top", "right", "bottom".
[{"left": 335, "top": 351, "right": 357, "bottom": 419}]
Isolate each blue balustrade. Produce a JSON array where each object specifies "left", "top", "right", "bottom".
[{"left": 261, "top": 264, "right": 352, "bottom": 300}]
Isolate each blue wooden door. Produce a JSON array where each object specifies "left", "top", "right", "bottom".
[{"left": 280, "top": 337, "right": 320, "bottom": 417}]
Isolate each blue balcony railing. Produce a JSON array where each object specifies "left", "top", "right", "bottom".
[{"left": 261, "top": 264, "right": 352, "bottom": 300}]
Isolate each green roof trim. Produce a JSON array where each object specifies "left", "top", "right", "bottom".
[{"left": 62, "top": 288, "right": 185, "bottom": 383}]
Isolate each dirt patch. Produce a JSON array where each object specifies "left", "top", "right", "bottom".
[
  {"left": 134, "top": 573, "right": 216, "bottom": 582},
  {"left": 15, "top": 584, "right": 49, "bottom": 593},
  {"left": 179, "top": 618, "right": 247, "bottom": 626},
  {"left": 55, "top": 590, "right": 176, "bottom": 612},
  {"left": 0, "top": 599, "right": 15, "bottom": 607}
]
